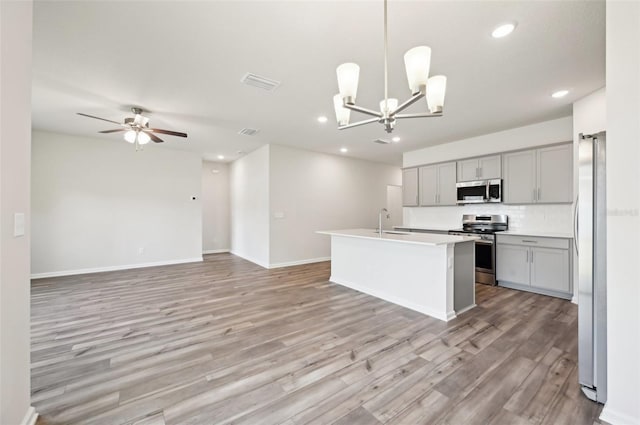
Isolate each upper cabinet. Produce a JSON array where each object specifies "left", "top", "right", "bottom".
[
  {"left": 420, "top": 162, "right": 457, "bottom": 206},
  {"left": 402, "top": 168, "right": 419, "bottom": 206},
  {"left": 503, "top": 143, "right": 573, "bottom": 204},
  {"left": 537, "top": 145, "right": 573, "bottom": 203},
  {"left": 457, "top": 155, "right": 502, "bottom": 182}
]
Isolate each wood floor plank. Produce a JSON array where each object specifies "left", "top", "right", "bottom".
[{"left": 32, "top": 253, "right": 603, "bottom": 425}]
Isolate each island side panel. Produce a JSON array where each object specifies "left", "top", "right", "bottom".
[
  {"left": 453, "top": 240, "right": 476, "bottom": 314},
  {"left": 329, "top": 235, "right": 454, "bottom": 321}
]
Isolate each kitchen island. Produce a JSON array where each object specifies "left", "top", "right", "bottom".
[{"left": 317, "top": 229, "right": 477, "bottom": 321}]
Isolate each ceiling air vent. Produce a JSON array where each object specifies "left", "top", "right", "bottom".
[
  {"left": 240, "top": 73, "right": 281, "bottom": 91},
  {"left": 373, "top": 138, "right": 392, "bottom": 144},
  {"left": 238, "top": 128, "right": 259, "bottom": 136}
]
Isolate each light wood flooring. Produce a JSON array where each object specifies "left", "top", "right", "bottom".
[{"left": 32, "top": 253, "right": 603, "bottom": 425}]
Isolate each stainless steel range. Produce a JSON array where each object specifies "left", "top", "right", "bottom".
[{"left": 449, "top": 214, "right": 508, "bottom": 285}]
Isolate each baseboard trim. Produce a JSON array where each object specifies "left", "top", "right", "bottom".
[
  {"left": 31, "top": 257, "right": 203, "bottom": 279},
  {"left": 203, "top": 249, "right": 230, "bottom": 254},
  {"left": 268, "top": 257, "right": 331, "bottom": 269},
  {"left": 455, "top": 303, "right": 477, "bottom": 316},
  {"left": 329, "top": 275, "right": 454, "bottom": 322},
  {"left": 600, "top": 404, "right": 639, "bottom": 425},
  {"left": 571, "top": 294, "right": 578, "bottom": 305},
  {"left": 21, "top": 407, "right": 37, "bottom": 425},
  {"left": 229, "top": 251, "right": 270, "bottom": 269}
]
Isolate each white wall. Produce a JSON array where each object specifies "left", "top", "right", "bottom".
[
  {"left": 403, "top": 116, "right": 573, "bottom": 168},
  {"left": 31, "top": 131, "right": 203, "bottom": 277},
  {"left": 0, "top": 1, "right": 34, "bottom": 424},
  {"left": 230, "top": 145, "right": 270, "bottom": 267},
  {"left": 202, "top": 160, "right": 230, "bottom": 253},
  {"left": 601, "top": 2, "right": 640, "bottom": 424},
  {"left": 268, "top": 144, "right": 401, "bottom": 266}
]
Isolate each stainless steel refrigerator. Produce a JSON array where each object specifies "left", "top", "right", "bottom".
[{"left": 577, "top": 131, "right": 607, "bottom": 403}]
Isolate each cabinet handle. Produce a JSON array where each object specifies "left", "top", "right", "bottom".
[
  {"left": 531, "top": 251, "right": 534, "bottom": 263},
  {"left": 538, "top": 188, "right": 541, "bottom": 201},
  {"left": 522, "top": 240, "right": 538, "bottom": 243},
  {"left": 526, "top": 251, "right": 529, "bottom": 263}
]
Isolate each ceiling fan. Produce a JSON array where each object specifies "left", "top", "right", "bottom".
[{"left": 77, "top": 107, "right": 187, "bottom": 148}]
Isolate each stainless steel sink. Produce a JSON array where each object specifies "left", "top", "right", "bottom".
[{"left": 373, "top": 230, "right": 411, "bottom": 235}]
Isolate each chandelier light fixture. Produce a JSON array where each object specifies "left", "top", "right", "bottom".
[{"left": 333, "top": 0, "right": 447, "bottom": 133}]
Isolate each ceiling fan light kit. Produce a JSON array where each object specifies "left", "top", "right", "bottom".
[
  {"left": 77, "top": 107, "right": 188, "bottom": 150},
  {"left": 333, "top": 0, "right": 447, "bottom": 134}
]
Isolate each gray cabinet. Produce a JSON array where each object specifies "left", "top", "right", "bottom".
[
  {"left": 503, "top": 144, "right": 572, "bottom": 204},
  {"left": 496, "top": 234, "right": 572, "bottom": 299},
  {"left": 502, "top": 150, "right": 536, "bottom": 204},
  {"left": 419, "top": 162, "right": 456, "bottom": 206},
  {"left": 457, "top": 155, "right": 501, "bottom": 182},
  {"left": 537, "top": 144, "right": 573, "bottom": 203},
  {"left": 402, "top": 168, "right": 419, "bottom": 206}
]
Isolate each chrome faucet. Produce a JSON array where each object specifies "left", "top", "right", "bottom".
[{"left": 378, "top": 208, "right": 389, "bottom": 235}]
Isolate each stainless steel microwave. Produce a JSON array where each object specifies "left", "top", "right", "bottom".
[{"left": 456, "top": 179, "right": 502, "bottom": 204}]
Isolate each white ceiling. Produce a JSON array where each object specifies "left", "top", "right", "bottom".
[{"left": 32, "top": 1, "right": 605, "bottom": 165}]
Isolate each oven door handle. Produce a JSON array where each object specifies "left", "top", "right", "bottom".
[{"left": 475, "top": 239, "right": 494, "bottom": 245}]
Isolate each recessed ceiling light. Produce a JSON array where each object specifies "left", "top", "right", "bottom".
[
  {"left": 492, "top": 22, "right": 516, "bottom": 38},
  {"left": 340, "top": 147, "right": 348, "bottom": 153},
  {"left": 392, "top": 136, "right": 401, "bottom": 143},
  {"left": 317, "top": 116, "right": 328, "bottom": 123},
  {"left": 217, "top": 155, "right": 225, "bottom": 160},
  {"left": 551, "top": 90, "right": 569, "bottom": 98}
]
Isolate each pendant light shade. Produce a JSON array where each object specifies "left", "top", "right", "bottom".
[
  {"left": 124, "top": 130, "right": 137, "bottom": 143},
  {"left": 426, "top": 75, "right": 447, "bottom": 113},
  {"left": 336, "top": 63, "right": 360, "bottom": 101},
  {"left": 137, "top": 131, "right": 151, "bottom": 145},
  {"left": 379, "top": 98, "right": 398, "bottom": 115},
  {"left": 333, "top": 94, "right": 351, "bottom": 126},
  {"left": 404, "top": 46, "right": 431, "bottom": 94}
]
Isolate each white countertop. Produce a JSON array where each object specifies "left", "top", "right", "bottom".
[
  {"left": 317, "top": 228, "right": 478, "bottom": 246},
  {"left": 499, "top": 230, "right": 574, "bottom": 239}
]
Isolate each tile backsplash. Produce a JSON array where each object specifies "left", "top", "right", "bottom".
[{"left": 404, "top": 203, "right": 574, "bottom": 233}]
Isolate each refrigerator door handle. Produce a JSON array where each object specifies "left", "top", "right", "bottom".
[{"left": 573, "top": 196, "right": 579, "bottom": 255}]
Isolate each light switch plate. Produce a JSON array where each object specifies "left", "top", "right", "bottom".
[{"left": 14, "top": 213, "right": 25, "bottom": 237}]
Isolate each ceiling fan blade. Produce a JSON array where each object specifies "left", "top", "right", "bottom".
[
  {"left": 147, "top": 132, "right": 165, "bottom": 143},
  {"left": 98, "top": 129, "right": 126, "bottom": 134},
  {"left": 77, "top": 112, "right": 124, "bottom": 126},
  {"left": 148, "top": 128, "right": 188, "bottom": 138}
]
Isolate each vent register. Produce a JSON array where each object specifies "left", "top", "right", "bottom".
[{"left": 237, "top": 72, "right": 281, "bottom": 136}]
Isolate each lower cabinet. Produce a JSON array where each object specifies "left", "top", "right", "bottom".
[{"left": 496, "top": 235, "right": 572, "bottom": 299}]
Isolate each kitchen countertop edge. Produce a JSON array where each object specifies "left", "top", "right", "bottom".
[{"left": 316, "top": 228, "right": 477, "bottom": 246}]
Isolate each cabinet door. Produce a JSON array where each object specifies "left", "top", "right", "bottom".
[
  {"left": 479, "top": 155, "right": 501, "bottom": 180},
  {"left": 537, "top": 144, "right": 573, "bottom": 203},
  {"left": 457, "top": 159, "right": 479, "bottom": 182},
  {"left": 437, "top": 162, "right": 458, "bottom": 205},
  {"left": 530, "top": 247, "right": 570, "bottom": 293},
  {"left": 502, "top": 150, "right": 536, "bottom": 204},
  {"left": 496, "top": 244, "right": 530, "bottom": 285},
  {"left": 419, "top": 165, "right": 438, "bottom": 206},
  {"left": 402, "top": 168, "right": 419, "bottom": 206}
]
